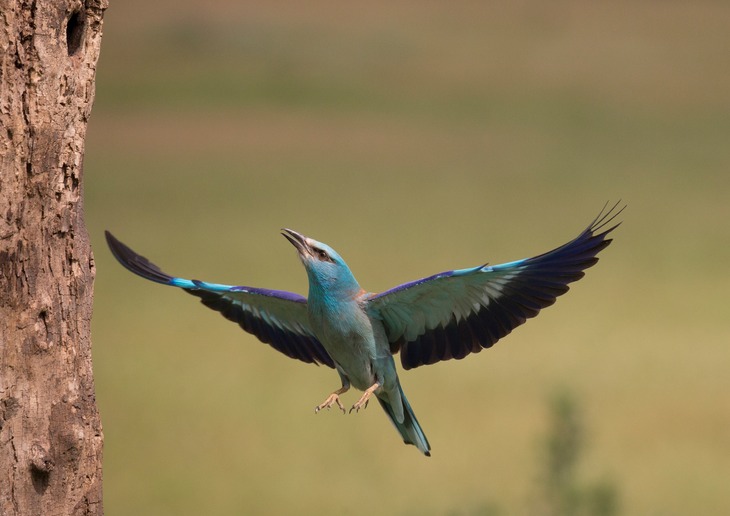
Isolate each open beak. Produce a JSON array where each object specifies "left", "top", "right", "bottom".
[{"left": 281, "top": 228, "right": 308, "bottom": 255}]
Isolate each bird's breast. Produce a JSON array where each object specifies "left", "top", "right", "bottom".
[{"left": 308, "top": 299, "right": 381, "bottom": 389}]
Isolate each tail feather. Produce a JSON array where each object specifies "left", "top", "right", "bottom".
[{"left": 378, "top": 382, "right": 431, "bottom": 456}]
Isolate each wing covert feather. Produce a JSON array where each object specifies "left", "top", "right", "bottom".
[
  {"left": 105, "top": 231, "right": 334, "bottom": 368},
  {"left": 366, "top": 203, "right": 623, "bottom": 369}
]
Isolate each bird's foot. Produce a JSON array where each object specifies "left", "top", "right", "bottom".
[
  {"left": 315, "top": 393, "right": 346, "bottom": 414},
  {"left": 349, "top": 382, "right": 380, "bottom": 414}
]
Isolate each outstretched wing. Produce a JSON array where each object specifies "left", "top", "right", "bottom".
[
  {"left": 105, "top": 232, "right": 334, "bottom": 368},
  {"left": 365, "top": 203, "right": 623, "bottom": 370}
]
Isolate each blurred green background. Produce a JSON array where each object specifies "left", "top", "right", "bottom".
[{"left": 86, "top": 1, "right": 730, "bottom": 514}]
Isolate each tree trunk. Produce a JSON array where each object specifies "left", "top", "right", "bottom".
[{"left": 0, "top": 0, "right": 107, "bottom": 514}]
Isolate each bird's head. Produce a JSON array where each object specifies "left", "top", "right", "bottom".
[{"left": 281, "top": 228, "right": 360, "bottom": 297}]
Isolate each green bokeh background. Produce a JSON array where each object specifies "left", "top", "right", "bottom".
[{"left": 86, "top": 1, "right": 730, "bottom": 514}]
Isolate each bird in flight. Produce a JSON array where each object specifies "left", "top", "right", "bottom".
[{"left": 106, "top": 202, "right": 623, "bottom": 456}]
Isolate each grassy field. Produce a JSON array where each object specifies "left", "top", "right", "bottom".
[{"left": 85, "top": 1, "right": 730, "bottom": 514}]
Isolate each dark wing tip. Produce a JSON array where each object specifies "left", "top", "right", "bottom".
[
  {"left": 105, "top": 230, "right": 174, "bottom": 285},
  {"left": 589, "top": 200, "right": 626, "bottom": 236}
]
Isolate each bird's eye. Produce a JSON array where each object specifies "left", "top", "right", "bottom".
[{"left": 314, "top": 248, "right": 330, "bottom": 261}]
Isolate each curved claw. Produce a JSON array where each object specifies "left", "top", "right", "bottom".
[{"left": 348, "top": 399, "right": 370, "bottom": 414}]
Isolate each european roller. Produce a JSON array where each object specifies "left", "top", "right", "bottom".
[{"left": 106, "top": 202, "right": 623, "bottom": 456}]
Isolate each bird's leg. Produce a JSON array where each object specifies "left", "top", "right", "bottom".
[
  {"left": 349, "top": 382, "right": 380, "bottom": 414},
  {"left": 315, "top": 373, "right": 350, "bottom": 414},
  {"left": 315, "top": 386, "right": 349, "bottom": 414}
]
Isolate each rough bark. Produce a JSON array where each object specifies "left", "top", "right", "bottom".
[{"left": 0, "top": 0, "right": 107, "bottom": 514}]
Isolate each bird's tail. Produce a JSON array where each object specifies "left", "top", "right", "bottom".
[{"left": 377, "top": 381, "right": 431, "bottom": 456}]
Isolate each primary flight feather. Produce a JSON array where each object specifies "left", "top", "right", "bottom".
[{"left": 106, "top": 202, "right": 623, "bottom": 456}]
